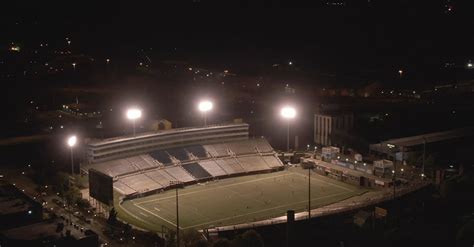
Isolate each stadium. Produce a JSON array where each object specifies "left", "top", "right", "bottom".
[{"left": 83, "top": 122, "right": 370, "bottom": 232}]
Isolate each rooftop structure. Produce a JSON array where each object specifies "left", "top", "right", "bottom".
[{"left": 369, "top": 127, "right": 474, "bottom": 159}]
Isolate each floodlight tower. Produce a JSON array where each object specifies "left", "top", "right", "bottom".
[
  {"left": 126, "top": 108, "right": 142, "bottom": 136},
  {"left": 66, "top": 135, "right": 77, "bottom": 224},
  {"left": 198, "top": 100, "right": 213, "bottom": 127},
  {"left": 281, "top": 106, "right": 296, "bottom": 152},
  {"left": 67, "top": 135, "right": 77, "bottom": 175}
]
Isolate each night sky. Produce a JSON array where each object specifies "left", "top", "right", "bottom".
[{"left": 2, "top": 0, "right": 473, "bottom": 76}]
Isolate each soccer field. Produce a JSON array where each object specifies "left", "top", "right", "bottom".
[{"left": 115, "top": 167, "right": 368, "bottom": 232}]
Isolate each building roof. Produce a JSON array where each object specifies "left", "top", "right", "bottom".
[
  {"left": 370, "top": 127, "right": 474, "bottom": 153},
  {"left": 382, "top": 127, "right": 474, "bottom": 148},
  {"left": 0, "top": 184, "right": 36, "bottom": 216},
  {"left": 1, "top": 219, "right": 91, "bottom": 241}
]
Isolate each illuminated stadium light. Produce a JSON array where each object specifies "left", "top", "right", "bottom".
[
  {"left": 281, "top": 106, "right": 296, "bottom": 152},
  {"left": 126, "top": 108, "right": 142, "bottom": 136},
  {"left": 198, "top": 100, "right": 213, "bottom": 126},
  {"left": 127, "top": 108, "right": 142, "bottom": 120},
  {"left": 198, "top": 100, "right": 213, "bottom": 112},
  {"left": 280, "top": 106, "right": 296, "bottom": 119},
  {"left": 67, "top": 135, "right": 77, "bottom": 147}
]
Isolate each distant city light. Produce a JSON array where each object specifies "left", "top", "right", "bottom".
[
  {"left": 288, "top": 61, "right": 293, "bottom": 65},
  {"left": 10, "top": 46, "right": 20, "bottom": 52},
  {"left": 467, "top": 63, "right": 473, "bottom": 68},
  {"left": 28, "top": 210, "right": 32, "bottom": 215},
  {"left": 280, "top": 106, "right": 296, "bottom": 119}
]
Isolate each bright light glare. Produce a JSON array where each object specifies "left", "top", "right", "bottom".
[
  {"left": 281, "top": 106, "right": 296, "bottom": 119},
  {"left": 67, "top": 136, "right": 77, "bottom": 147},
  {"left": 126, "top": 108, "right": 142, "bottom": 120},
  {"left": 198, "top": 101, "right": 213, "bottom": 112}
]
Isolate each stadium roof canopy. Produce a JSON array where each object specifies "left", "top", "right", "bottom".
[{"left": 88, "top": 123, "right": 249, "bottom": 147}]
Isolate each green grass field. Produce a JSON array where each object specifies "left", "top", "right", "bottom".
[{"left": 115, "top": 167, "right": 368, "bottom": 232}]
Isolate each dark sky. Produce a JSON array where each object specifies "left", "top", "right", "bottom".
[{"left": 2, "top": 0, "right": 474, "bottom": 76}]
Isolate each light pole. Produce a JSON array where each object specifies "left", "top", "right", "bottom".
[
  {"left": 198, "top": 100, "right": 213, "bottom": 127},
  {"left": 170, "top": 181, "right": 183, "bottom": 247},
  {"left": 387, "top": 143, "right": 396, "bottom": 200},
  {"left": 67, "top": 135, "right": 77, "bottom": 225},
  {"left": 67, "top": 136, "right": 77, "bottom": 175},
  {"left": 422, "top": 137, "right": 426, "bottom": 180},
  {"left": 308, "top": 163, "right": 313, "bottom": 219},
  {"left": 126, "top": 108, "right": 142, "bottom": 136},
  {"left": 281, "top": 106, "right": 296, "bottom": 152}
]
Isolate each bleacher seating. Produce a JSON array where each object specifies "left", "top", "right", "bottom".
[
  {"left": 113, "top": 181, "right": 136, "bottom": 196},
  {"left": 217, "top": 158, "right": 245, "bottom": 174},
  {"left": 253, "top": 139, "right": 273, "bottom": 153},
  {"left": 127, "top": 156, "right": 156, "bottom": 170},
  {"left": 164, "top": 166, "right": 195, "bottom": 183},
  {"left": 262, "top": 155, "right": 283, "bottom": 168},
  {"left": 94, "top": 137, "right": 284, "bottom": 197},
  {"left": 140, "top": 154, "right": 162, "bottom": 167},
  {"left": 149, "top": 150, "right": 172, "bottom": 165},
  {"left": 226, "top": 141, "right": 255, "bottom": 155},
  {"left": 167, "top": 148, "right": 190, "bottom": 161},
  {"left": 199, "top": 160, "right": 227, "bottom": 177},
  {"left": 204, "top": 144, "right": 229, "bottom": 157},
  {"left": 237, "top": 156, "right": 271, "bottom": 172},
  {"left": 145, "top": 170, "right": 173, "bottom": 187},
  {"left": 182, "top": 163, "right": 212, "bottom": 180},
  {"left": 91, "top": 159, "right": 137, "bottom": 177},
  {"left": 119, "top": 174, "right": 162, "bottom": 193},
  {"left": 185, "top": 145, "right": 208, "bottom": 158}
]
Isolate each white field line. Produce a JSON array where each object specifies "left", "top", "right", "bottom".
[
  {"left": 117, "top": 202, "right": 159, "bottom": 229},
  {"left": 134, "top": 203, "right": 177, "bottom": 227}
]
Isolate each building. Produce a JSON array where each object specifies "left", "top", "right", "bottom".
[
  {"left": 1, "top": 219, "right": 99, "bottom": 247},
  {"left": 373, "top": 159, "right": 394, "bottom": 176},
  {"left": 369, "top": 127, "right": 474, "bottom": 162},
  {"left": 314, "top": 113, "right": 354, "bottom": 146},
  {"left": 302, "top": 158, "right": 391, "bottom": 188},
  {"left": 86, "top": 122, "right": 249, "bottom": 164},
  {"left": 321, "top": 146, "right": 340, "bottom": 160},
  {"left": 0, "top": 183, "right": 43, "bottom": 230}
]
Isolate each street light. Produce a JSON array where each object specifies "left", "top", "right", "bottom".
[
  {"left": 398, "top": 69, "right": 403, "bottom": 78},
  {"left": 198, "top": 100, "right": 213, "bottom": 126},
  {"left": 387, "top": 143, "right": 397, "bottom": 200},
  {"left": 281, "top": 106, "right": 296, "bottom": 152},
  {"left": 126, "top": 108, "right": 142, "bottom": 136},
  {"left": 72, "top": 63, "right": 76, "bottom": 71}
]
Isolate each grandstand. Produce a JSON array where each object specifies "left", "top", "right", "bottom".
[
  {"left": 85, "top": 123, "right": 284, "bottom": 203},
  {"left": 86, "top": 123, "right": 249, "bottom": 163}
]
